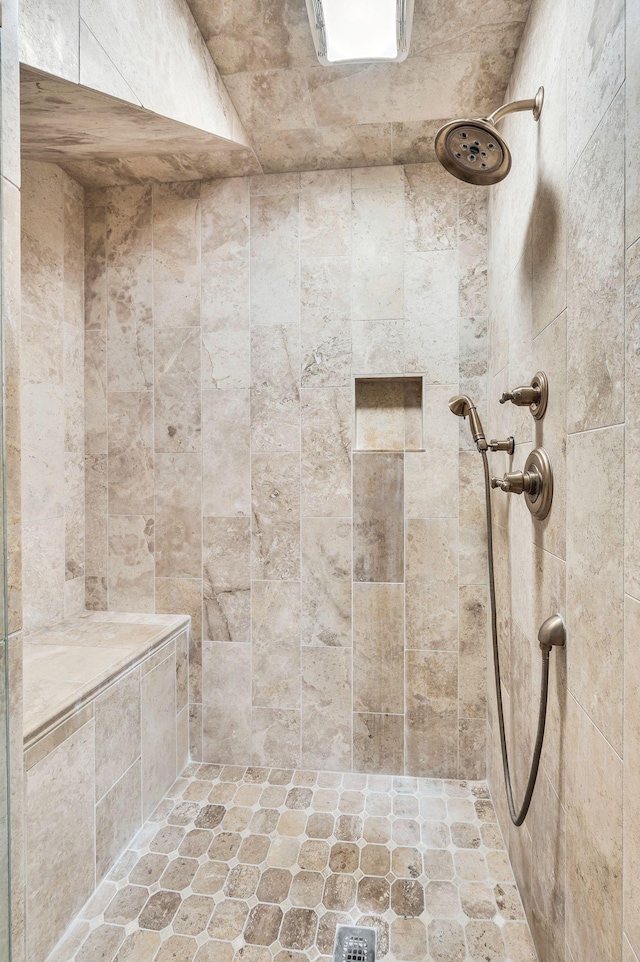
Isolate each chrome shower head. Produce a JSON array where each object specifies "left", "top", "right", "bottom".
[
  {"left": 435, "top": 87, "right": 544, "bottom": 185},
  {"left": 448, "top": 394, "right": 486, "bottom": 449}
]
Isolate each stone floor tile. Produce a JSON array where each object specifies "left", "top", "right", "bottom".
[
  {"left": 103, "top": 885, "right": 149, "bottom": 925},
  {"left": 256, "top": 867, "right": 293, "bottom": 904},
  {"left": 289, "top": 870, "right": 324, "bottom": 907},
  {"left": 427, "top": 919, "right": 466, "bottom": 962},
  {"left": 459, "top": 882, "right": 496, "bottom": 919},
  {"left": 64, "top": 766, "right": 533, "bottom": 962},
  {"left": 390, "top": 879, "right": 424, "bottom": 917},
  {"left": 114, "top": 928, "right": 161, "bottom": 961},
  {"left": 465, "top": 919, "right": 507, "bottom": 960},
  {"left": 139, "top": 891, "right": 182, "bottom": 930},
  {"left": 279, "top": 907, "right": 318, "bottom": 950},
  {"left": 207, "top": 899, "right": 250, "bottom": 940},
  {"left": 357, "top": 876, "right": 390, "bottom": 913},
  {"left": 243, "top": 903, "right": 283, "bottom": 945},
  {"left": 173, "top": 894, "right": 215, "bottom": 936},
  {"left": 154, "top": 934, "right": 198, "bottom": 962},
  {"left": 322, "top": 874, "right": 357, "bottom": 911},
  {"left": 390, "top": 917, "right": 427, "bottom": 961},
  {"left": 75, "top": 924, "right": 125, "bottom": 962},
  {"left": 224, "top": 864, "right": 261, "bottom": 899}
]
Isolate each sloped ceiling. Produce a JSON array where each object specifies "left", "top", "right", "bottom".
[{"left": 187, "top": 0, "right": 532, "bottom": 173}]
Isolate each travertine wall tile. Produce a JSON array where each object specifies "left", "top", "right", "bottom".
[
  {"left": 404, "top": 250, "right": 458, "bottom": 381},
  {"left": 26, "top": 721, "right": 95, "bottom": 962},
  {"left": 486, "top": 2, "right": 637, "bottom": 959},
  {"left": 353, "top": 453, "right": 403, "bottom": 584},
  {"left": 301, "top": 647, "right": 352, "bottom": 771},
  {"left": 301, "top": 518, "right": 351, "bottom": 648},
  {"left": 252, "top": 581, "right": 301, "bottom": 710},
  {"left": 405, "top": 650, "right": 458, "bottom": 778},
  {"left": 154, "top": 328, "right": 201, "bottom": 453},
  {"left": 202, "top": 389, "right": 250, "bottom": 517},
  {"left": 351, "top": 181, "right": 404, "bottom": 320},
  {"left": 252, "top": 708, "right": 301, "bottom": 769},
  {"left": 152, "top": 182, "right": 201, "bottom": 329},
  {"left": 108, "top": 515, "right": 154, "bottom": 612},
  {"left": 567, "top": 426, "right": 624, "bottom": 753},
  {"left": 300, "top": 257, "right": 351, "bottom": 388},
  {"left": 155, "top": 454, "right": 202, "bottom": 579},
  {"left": 301, "top": 388, "right": 351, "bottom": 517},
  {"left": 83, "top": 161, "right": 487, "bottom": 781},
  {"left": 458, "top": 585, "right": 487, "bottom": 719},
  {"left": 94, "top": 669, "right": 141, "bottom": 801},
  {"left": 353, "top": 583, "right": 404, "bottom": 715},
  {"left": 107, "top": 392, "right": 154, "bottom": 516},
  {"left": 624, "top": 595, "right": 640, "bottom": 958},
  {"left": 203, "top": 518, "right": 250, "bottom": 643},
  {"left": 404, "top": 163, "right": 457, "bottom": 252},
  {"left": 202, "top": 642, "right": 252, "bottom": 765},
  {"left": 299, "top": 169, "right": 351, "bottom": 258},
  {"left": 141, "top": 652, "right": 177, "bottom": 818},
  {"left": 105, "top": 186, "right": 153, "bottom": 393},
  {"left": 251, "top": 325, "right": 300, "bottom": 452},
  {"left": 251, "top": 453, "right": 300, "bottom": 581},
  {"left": 353, "top": 712, "right": 404, "bottom": 775},
  {"left": 626, "top": 239, "right": 640, "bottom": 599},
  {"left": 22, "top": 162, "right": 86, "bottom": 628},
  {"left": 567, "top": 90, "right": 625, "bottom": 434},
  {"left": 565, "top": 696, "right": 622, "bottom": 962},
  {"left": 250, "top": 192, "right": 299, "bottom": 326}
]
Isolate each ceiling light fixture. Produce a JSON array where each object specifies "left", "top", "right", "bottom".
[{"left": 305, "top": 0, "right": 414, "bottom": 65}]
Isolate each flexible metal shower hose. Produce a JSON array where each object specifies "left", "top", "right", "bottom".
[{"left": 481, "top": 450, "right": 550, "bottom": 826}]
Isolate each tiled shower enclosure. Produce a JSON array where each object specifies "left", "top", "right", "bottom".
[{"left": 23, "top": 159, "right": 489, "bottom": 779}]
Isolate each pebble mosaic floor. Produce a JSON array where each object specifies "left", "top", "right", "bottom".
[{"left": 49, "top": 764, "right": 538, "bottom": 962}]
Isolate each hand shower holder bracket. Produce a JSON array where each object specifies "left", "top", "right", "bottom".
[{"left": 491, "top": 447, "right": 553, "bottom": 520}]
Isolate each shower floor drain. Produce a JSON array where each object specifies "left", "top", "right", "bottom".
[{"left": 333, "top": 925, "right": 377, "bottom": 962}]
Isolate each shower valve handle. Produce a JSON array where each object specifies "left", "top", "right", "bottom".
[
  {"left": 491, "top": 469, "right": 539, "bottom": 497},
  {"left": 499, "top": 372, "right": 548, "bottom": 420},
  {"left": 499, "top": 386, "right": 540, "bottom": 407}
]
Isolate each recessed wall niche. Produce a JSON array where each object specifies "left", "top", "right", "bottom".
[{"left": 354, "top": 376, "right": 424, "bottom": 452}]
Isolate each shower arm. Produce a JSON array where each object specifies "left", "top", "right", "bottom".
[{"left": 486, "top": 87, "right": 544, "bottom": 125}]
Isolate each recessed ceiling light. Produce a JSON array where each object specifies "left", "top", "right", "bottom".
[{"left": 305, "top": 0, "right": 414, "bottom": 65}]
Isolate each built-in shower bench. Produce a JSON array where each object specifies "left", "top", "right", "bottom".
[{"left": 23, "top": 611, "right": 191, "bottom": 962}]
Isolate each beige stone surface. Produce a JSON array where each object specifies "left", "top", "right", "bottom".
[
  {"left": 301, "top": 518, "right": 351, "bottom": 648},
  {"left": 26, "top": 721, "right": 95, "bottom": 962},
  {"left": 141, "top": 652, "right": 178, "bottom": 819},
  {"left": 565, "top": 696, "right": 622, "bottom": 962},
  {"left": 79, "top": 163, "right": 487, "bottom": 781},
  {"left": 353, "top": 583, "right": 404, "bottom": 715},
  {"left": 624, "top": 596, "right": 640, "bottom": 958},
  {"left": 567, "top": 426, "right": 624, "bottom": 752}
]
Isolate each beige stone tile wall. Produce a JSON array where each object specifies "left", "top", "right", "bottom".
[
  {"left": 84, "top": 163, "right": 488, "bottom": 778},
  {"left": 485, "top": 0, "right": 639, "bottom": 958},
  {"left": 24, "top": 629, "right": 188, "bottom": 962},
  {"left": 20, "top": 161, "right": 86, "bottom": 633}
]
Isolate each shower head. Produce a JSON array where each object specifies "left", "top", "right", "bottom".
[
  {"left": 434, "top": 87, "right": 544, "bottom": 185},
  {"left": 448, "top": 394, "right": 486, "bottom": 449}
]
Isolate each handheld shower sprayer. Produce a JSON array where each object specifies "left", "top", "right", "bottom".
[
  {"left": 448, "top": 395, "right": 515, "bottom": 455},
  {"left": 448, "top": 395, "right": 486, "bottom": 449},
  {"left": 448, "top": 390, "right": 564, "bottom": 826}
]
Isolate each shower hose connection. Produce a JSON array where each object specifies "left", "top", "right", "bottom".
[{"left": 481, "top": 449, "right": 552, "bottom": 826}]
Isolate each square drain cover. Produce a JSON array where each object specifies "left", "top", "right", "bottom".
[{"left": 333, "top": 925, "right": 377, "bottom": 962}]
